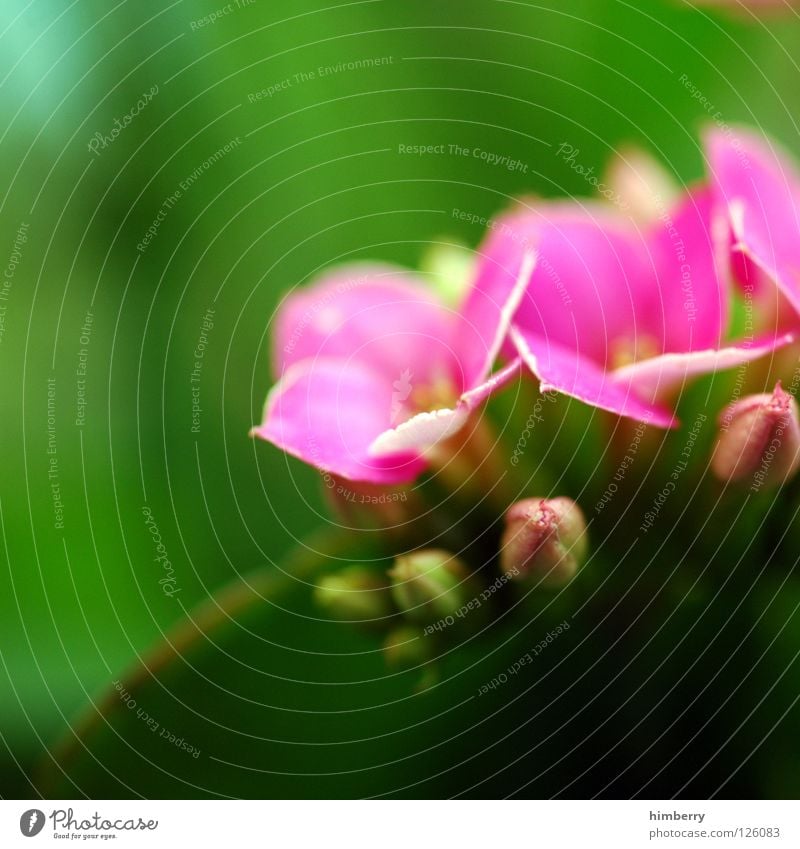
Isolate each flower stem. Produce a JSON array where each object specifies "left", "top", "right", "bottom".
[
  {"left": 39, "top": 526, "right": 353, "bottom": 793},
  {"left": 427, "top": 414, "right": 522, "bottom": 515}
]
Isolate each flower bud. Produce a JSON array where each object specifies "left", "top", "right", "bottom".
[
  {"left": 313, "top": 567, "right": 394, "bottom": 623},
  {"left": 382, "top": 625, "right": 428, "bottom": 670},
  {"left": 500, "top": 497, "right": 587, "bottom": 586},
  {"left": 713, "top": 382, "right": 800, "bottom": 489},
  {"left": 389, "top": 549, "right": 474, "bottom": 624},
  {"left": 419, "top": 241, "right": 474, "bottom": 307},
  {"left": 603, "top": 145, "right": 678, "bottom": 225}
]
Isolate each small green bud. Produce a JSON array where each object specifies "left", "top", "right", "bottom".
[
  {"left": 383, "top": 625, "right": 428, "bottom": 670},
  {"left": 602, "top": 145, "right": 677, "bottom": 224},
  {"left": 389, "top": 549, "right": 473, "bottom": 624},
  {"left": 313, "top": 567, "right": 394, "bottom": 623},
  {"left": 500, "top": 497, "right": 588, "bottom": 587},
  {"left": 419, "top": 241, "right": 475, "bottom": 307}
]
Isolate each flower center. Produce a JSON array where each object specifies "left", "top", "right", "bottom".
[
  {"left": 390, "top": 370, "right": 459, "bottom": 425},
  {"left": 610, "top": 334, "right": 661, "bottom": 370},
  {"left": 409, "top": 375, "right": 459, "bottom": 415}
]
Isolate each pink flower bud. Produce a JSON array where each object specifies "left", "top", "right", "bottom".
[
  {"left": 500, "top": 497, "right": 588, "bottom": 587},
  {"left": 713, "top": 382, "right": 800, "bottom": 489}
]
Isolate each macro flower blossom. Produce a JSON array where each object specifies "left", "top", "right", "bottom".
[
  {"left": 252, "top": 259, "right": 532, "bottom": 483},
  {"left": 473, "top": 192, "right": 793, "bottom": 427},
  {"left": 704, "top": 125, "right": 800, "bottom": 327}
]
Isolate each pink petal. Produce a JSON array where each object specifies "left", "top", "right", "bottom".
[
  {"left": 252, "top": 358, "right": 426, "bottom": 484},
  {"left": 456, "top": 249, "right": 535, "bottom": 388},
  {"left": 478, "top": 203, "right": 654, "bottom": 369},
  {"left": 731, "top": 248, "right": 774, "bottom": 300},
  {"left": 272, "top": 263, "right": 459, "bottom": 388},
  {"left": 704, "top": 126, "right": 800, "bottom": 318},
  {"left": 510, "top": 325, "right": 676, "bottom": 428},
  {"left": 646, "top": 185, "right": 729, "bottom": 353},
  {"left": 612, "top": 332, "right": 796, "bottom": 398}
]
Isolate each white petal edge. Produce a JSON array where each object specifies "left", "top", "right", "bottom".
[
  {"left": 473, "top": 249, "right": 538, "bottom": 384},
  {"left": 612, "top": 332, "right": 796, "bottom": 396},
  {"left": 368, "top": 407, "right": 469, "bottom": 457}
]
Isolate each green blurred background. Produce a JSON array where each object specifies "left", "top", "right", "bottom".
[{"left": 2, "top": 0, "right": 800, "bottom": 799}]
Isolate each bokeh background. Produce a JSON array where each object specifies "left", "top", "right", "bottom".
[{"left": 2, "top": 0, "right": 800, "bottom": 798}]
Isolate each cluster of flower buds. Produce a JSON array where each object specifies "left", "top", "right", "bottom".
[
  {"left": 713, "top": 382, "right": 800, "bottom": 490},
  {"left": 312, "top": 496, "right": 589, "bottom": 667}
]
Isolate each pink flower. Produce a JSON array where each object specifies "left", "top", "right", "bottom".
[
  {"left": 473, "top": 193, "right": 793, "bottom": 428},
  {"left": 251, "top": 260, "right": 532, "bottom": 483},
  {"left": 704, "top": 125, "right": 800, "bottom": 328}
]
